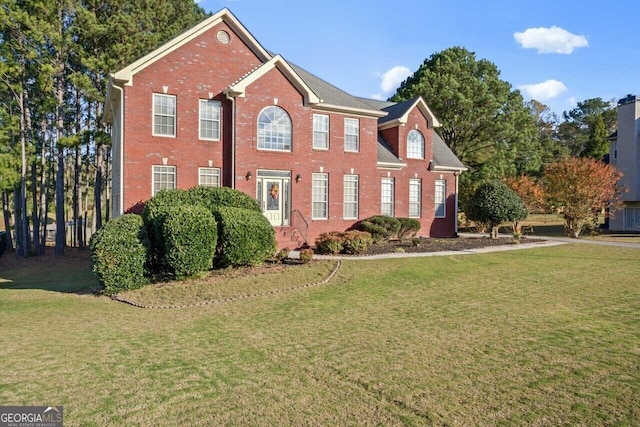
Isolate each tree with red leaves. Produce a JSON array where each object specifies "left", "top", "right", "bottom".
[{"left": 544, "top": 158, "right": 623, "bottom": 238}]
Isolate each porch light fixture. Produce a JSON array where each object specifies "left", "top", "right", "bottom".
[
  {"left": 246, "top": 171, "right": 253, "bottom": 180},
  {"left": 295, "top": 173, "right": 302, "bottom": 183},
  {"left": 428, "top": 160, "right": 434, "bottom": 171}
]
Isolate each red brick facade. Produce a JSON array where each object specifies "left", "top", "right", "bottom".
[{"left": 106, "top": 9, "right": 464, "bottom": 246}]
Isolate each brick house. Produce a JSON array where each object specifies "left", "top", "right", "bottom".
[{"left": 104, "top": 8, "right": 466, "bottom": 247}]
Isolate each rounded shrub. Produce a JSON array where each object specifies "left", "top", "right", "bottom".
[
  {"left": 90, "top": 214, "right": 149, "bottom": 296},
  {"left": 315, "top": 232, "right": 344, "bottom": 255},
  {"left": 341, "top": 230, "right": 373, "bottom": 254},
  {"left": 299, "top": 248, "right": 314, "bottom": 263},
  {"left": 187, "top": 186, "right": 261, "bottom": 213},
  {"left": 358, "top": 215, "right": 401, "bottom": 243},
  {"left": 397, "top": 218, "right": 421, "bottom": 240},
  {"left": 213, "top": 207, "right": 276, "bottom": 267},
  {"left": 467, "top": 181, "right": 528, "bottom": 239},
  {"left": 161, "top": 205, "right": 217, "bottom": 278}
]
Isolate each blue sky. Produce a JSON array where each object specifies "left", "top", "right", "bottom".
[{"left": 200, "top": 0, "right": 640, "bottom": 115}]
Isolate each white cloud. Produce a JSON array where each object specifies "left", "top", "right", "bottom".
[
  {"left": 514, "top": 26, "right": 588, "bottom": 54},
  {"left": 379, "top": 66, "right": 411, "bottom": 93},
  {"left": 568, "top": 96, "right": 577, "bottom": 106},
  {"left": 518, "top": 79, "right": 568, "bottom": 100}
]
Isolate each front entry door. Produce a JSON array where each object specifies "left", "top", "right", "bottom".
[{"left": 261, "top": 178, "right": 289, "bottom": 226}]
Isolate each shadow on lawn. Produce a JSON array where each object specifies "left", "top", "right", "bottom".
[{"left": 0, "top": 247, "right": 98, "bottom": 294}]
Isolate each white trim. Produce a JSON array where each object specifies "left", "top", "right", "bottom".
[
  {"left": 313, "top": 103, "right": 387, "bottom": 118},
  {"left": 112, "top": 9, "right": 271, "bottom": 86},
  {"left": 152, "top": 93, "right": 177, "bottom": 137},
  {"left": 376, "top": 162, "right": 407, "bottom": 170},
  {"left": 225, "top": 55, "right": 320, "bottom": 105},
  {"left": 432, "top": 165, "right": 468, "bottom": 172},
  {"left": 198, "top": 99, "right": 221, "bottom": 141}
]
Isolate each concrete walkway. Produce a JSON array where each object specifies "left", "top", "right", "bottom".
[
  {"left": 289, "top": 239, "right": 566, "bottom": 261},
  {"left": 459, "top": 232, "right": 640, "bottom": 249}
]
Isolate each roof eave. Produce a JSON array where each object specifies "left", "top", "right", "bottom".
[
  {"left": 377, "top": 161, "right": 407, "bottom": 170},
  {"left": 432, "top": 165, "right": 467, "bottom": 172},
  {"left": 314, "top": 103, "right": 388, "bottom": 118}
]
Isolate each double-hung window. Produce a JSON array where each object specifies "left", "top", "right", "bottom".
[
  {"left": 343, "top": 175, "right": 358, "bottom": 219},
  {"left": 313, "top": 114, "right": 329, "bottom": 149},
  {"left": 312, "top": 173, "right": 329, "bottom": 219},
  {"left": 198, "top": 167, "right": 220, "bottom": 187},
  {"left": 199, "top": 100, "right": 221, "bottom": 140},
  {"left": 344, "top": 118, "right": 359, "bottom": 152},
  {"left": 435, "top": 179, "right": 446, "bottom": 218},
  {"left": 152, "top": 165, "right": 176, "bottom": 196},
  {"left": 409, "top": 179, "right": 421, "bottom": 218},
  {"left": 381, "top": 177, "right": 395, "bottom": 217},
  {"left": 153, "top": 94, "right": 176, "bottom": 137}
]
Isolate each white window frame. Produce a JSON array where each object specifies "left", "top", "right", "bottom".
[
  {"left": 312, "top": 173, "right": 329, "bottom": 220},
  {"left": 381, "top": 177, "right": 395, "bottom": 217},
  {"left": 343, "top": 174, "right": 359, "bottom": 220},
  {"left": 257, "top": 106, "right": 292, "bottom": 152},
  {"left": 152, "top": 165, "right": 176, "bottom": 196},
  {"left": 313, "top": 114, "right": 329, "bottom": 150},
  {"left": 198, "top": 167, "right": 221, "bottom": 187},
  {"left": 199, "top": 100, "right": 221, "bottom": 141},
  {"left": 435, "top": 179, "right": 446, "bottom": 218},
  {"left": 152, "top": 94, "right": 176, "bottom": 137},
  {"left": 409, "top": 178, "right": 421, "bottom": 218},
  {"left": 344, "top": 118, "right": 359, "bottom": 152},
  {"left": 407, "top": 129, "right": 425, "bottom": 159}
]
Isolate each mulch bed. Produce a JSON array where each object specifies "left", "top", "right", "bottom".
[{"left": 346, "top": 236, "right": 539, "bottom": 256}]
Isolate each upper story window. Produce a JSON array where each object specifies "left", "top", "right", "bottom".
[
  {"left": 313, "top": 114, "right": 329, "bottom": 150},
  {"left": 344, "top": 118, "right": 359, "bottom": 152},
  {"left": 199, "top": 100, "right": 221, "bottom": 140},
  {"left": 407, "top": 130, "right": 425, "bottom": 159},
  {"left": 257, "top": 106, "right": 292, "bottom": 151},
  {"left": 153, "top": 94, "right": 176, "bottom": 137}
]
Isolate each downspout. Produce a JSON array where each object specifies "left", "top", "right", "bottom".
[
  {"left": 454, "top": 171, "right": 460, "bottom": 236},
  {"left": 226, "top": 94, "right": 236, "bottom": 189}
]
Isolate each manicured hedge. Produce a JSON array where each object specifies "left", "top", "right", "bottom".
[
  {"left": 358, "top": 215, "right": 401, "bottom": 243},
  {"left": 397, "top": 218, "right": 421, "bottom": 240},
  {"left": 315, "top": 230, "right": 373, "bottom": 255},
  {"left": 213, "top": 207, "right": 276, "bottom": 267},
  {"left": 90, "top": 214, "right": 149, "bottom": 295},
  {"left": 187, "top": 186, "right": 261, "bottom": 213},
  {"left": 162, "top": 205, "right": 217, "bottom": 278}
]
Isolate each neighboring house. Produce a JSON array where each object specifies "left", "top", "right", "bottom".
[
  {"left": 103, "top": 8, "right": 466, "bottom": 247},
  {"left": 609, "top": 94, "right": 640, "bottom": 231}
]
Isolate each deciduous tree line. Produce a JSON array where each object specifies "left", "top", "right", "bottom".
[{"left": 0, "top": 0, "right": 207, "bottom": 257}]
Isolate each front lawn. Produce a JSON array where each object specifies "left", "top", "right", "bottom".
[{"left": 1, "top": 245, "right": 639, "bottom": 425}]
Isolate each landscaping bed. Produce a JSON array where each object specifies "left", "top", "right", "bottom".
[{"left": 331, "top": 236, "right": 539, "bottom": 256}]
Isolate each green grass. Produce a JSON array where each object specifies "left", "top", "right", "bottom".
[{"left": 1, "top": 245, "right": 640, "bottom": 425}]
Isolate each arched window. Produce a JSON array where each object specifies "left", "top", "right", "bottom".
[
  {"left": 257, "top": 106, "right": 292, "bottom": 151},
  {"left": 407, "top": 130, "right": 424, "bottom": 159}
]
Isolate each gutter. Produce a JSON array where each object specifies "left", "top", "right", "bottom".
[{"left": 226, "top": 93, "right": 236, "bottom": 188}]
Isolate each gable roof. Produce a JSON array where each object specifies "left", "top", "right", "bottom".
[
  {"left": 432, "top": 132, "right": 467, "bottom": 171},
  {"left": 379, "top": 96, "right": 440, "bottom": 129},
  {"left": 111, "top": 8, "right": 271, "bottom": 86},
  {"left": 225, "top": 55, "right": 320, "bottom": 105},
  {"left": 355, "top": 97, "right": 396, "bottom": 110}
]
